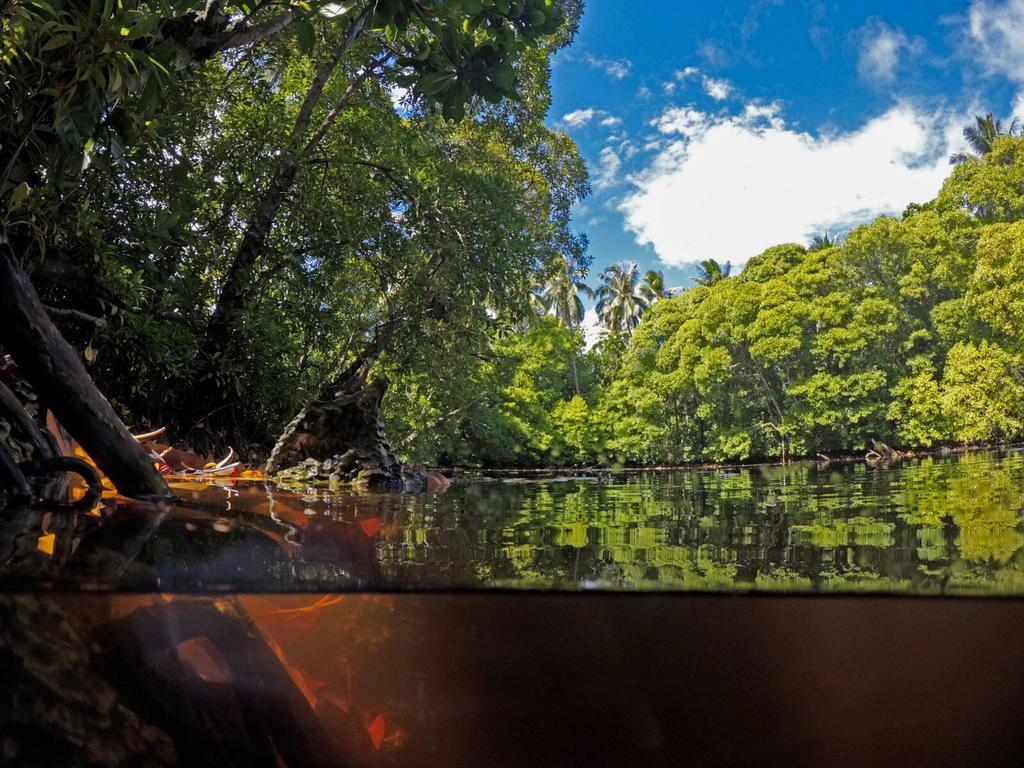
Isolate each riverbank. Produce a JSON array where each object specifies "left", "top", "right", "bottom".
[{"left": 430, "top": 441, "right": 1019, "bottom": 479}]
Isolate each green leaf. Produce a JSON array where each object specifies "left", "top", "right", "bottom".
[
  {"left": 40, "top": 33, "right": 72, "bottom": 51},
  {"left": 418, "top": 70, "right": 454, "bottom": 96},
  {"left": 295, "top": 17, "right": 315, "bottom": 53},
  {"left": 489, "top": 63, "right": 514, "bottom": 90},
  {"left": 7, "top": 182, "right": 31, "bottom": 212}
]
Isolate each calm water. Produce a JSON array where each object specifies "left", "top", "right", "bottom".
[
  {"left": 5, "top": 451, "right": 1024, "bottom": 767},
  {"left": 5, "top": 449, "right": 1024, "bottom": 595}
]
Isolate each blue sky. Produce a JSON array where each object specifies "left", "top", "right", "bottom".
[{"left": 547, "top": 0, "right": 1024, "bottom": 304}]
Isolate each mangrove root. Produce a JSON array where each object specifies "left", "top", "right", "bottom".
[{"left": 0, "top": 230, "right": 172, "bottom": 500}]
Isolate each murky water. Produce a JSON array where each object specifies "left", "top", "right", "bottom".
[
  {"left": 4, "top": 449, "right": 1024, "bottom": 595},
  {"left": 2, "top": 450, "right": 1024, "bottom": 593},
  {"left": 5, "top": 452, "right": 1024, "bottom": 766}
]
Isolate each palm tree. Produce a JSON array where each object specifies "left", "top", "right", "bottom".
[
  {"left": 596, "top": 261, "right": 650, "bottom": 334},
  {"left": 950, "top": 113, "right": 1022, "bottom": 165},
  {"left": 691, "top": 258, "right": 731, "bottom": 286},
  {"left": 540, "top": 259, "right": 593, "bottom": 329},
  {"left": 639, "top": 269, "right": 675, "bottom": 302},
  {"left": 808, "top": 232, "right": 842, "bottom": 252},
  {"left": 540, "top": 259, "right": 594, "bottom": 394}
]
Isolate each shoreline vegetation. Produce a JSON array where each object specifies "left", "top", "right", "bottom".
[
  {"left": 4, "top": 1, "right": 1024, "bottom": 496},
  {"left": 432, "top": 441, "right": 1022, "bottom": 478}
]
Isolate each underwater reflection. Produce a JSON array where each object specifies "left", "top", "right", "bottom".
[{"left": 2, "top": 450, "right": 1024, "bottom": 594}]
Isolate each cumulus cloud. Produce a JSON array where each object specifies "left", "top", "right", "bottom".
[
  {"left": 388, "top": 84, "right": 410, "bottom": 113},
  {"left": 741, "top": 101, "right": 785, "bottom": 127},
  {"left": 967, "top": 0, "right": 1024, "bottom": 82},
  {"left": 620, "top": 102, "right": 963, "bottom": 268},
  {"left": 675, "top": 66, "right": 700, "bottom": 81},
  {"left": 857, "top": 19, "right": 924, "bottom": 86},
  {"left": 562, "top": 108, "right": 597, "bottom": 127},
  {"left": 560, "top": 108, "right": 624, "bottom": 132},
  {"left": 583, "top": 53, "right": 633, "bottom": 80},
  {"left": 593, "top": 146, "right": 622, "bottom": 190},
  {"left": 703, "top": 76, "right": 733, "bottom": 100}
]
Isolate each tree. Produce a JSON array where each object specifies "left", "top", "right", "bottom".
[
  {"left": 595, "top": 262, "right": 650, "bottom": 334},
  {"left": 808, "top": 232, "right": 842, "bottom": 252},
  {"left": 539, "top": 256, "right": 592, "bottom": 394},
  {"left": 941, "top": 341, "right": 1024, "bottom": 443},
  {"left": 0, "top": 0, "right": 575, "bottom": 491},
  {"left": 639, "top": 269, "right": 674, "bottom": 302},
  {"left": 691, "top": 259, "right": 732, "bottom": 286},
  {"left": 950, "top": 113, "right": 1022, "bottom": 165},
  {"left": 540, "top": 258, "right": 593, "bottom": 329}
]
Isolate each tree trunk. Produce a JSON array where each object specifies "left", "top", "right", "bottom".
[
  {"left": 200, "top": 158, "right": 298, "bottom": 361},
  {"left": 0, "top": 236, "right": 172, "bottom": 499},
  {"left": 265, "top": 376, "right": 404, "bottom": 484},
  {"left": 197, "top": 34, "right": 370, "bottom": 374}
]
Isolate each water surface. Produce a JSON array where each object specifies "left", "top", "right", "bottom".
[
  {"left": 5, "top": 451, "right": 1024, "bottom": 767},
  {"left": 5, "top": 449, "right": 1024, "bottom": 595}
]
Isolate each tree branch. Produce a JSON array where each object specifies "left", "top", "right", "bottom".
[
  {"left": 220, "top": 9, "right": 296, "bottom": 51},
  {"left": 398, "top": 396, "right": 487, "bottom": 448},
  {"left": 44, "top": 305, "right": 107, "bottom": 330}
]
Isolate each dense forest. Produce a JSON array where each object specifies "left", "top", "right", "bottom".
[
  {"left": 1, "top": 0, "right": 584, "bottom": 494},
  {"left": 4, "top": 0, "right": 1024, "bottom": 491},
  {"left": 454, "top": 123, "right": 1024, "bottom": 467}
]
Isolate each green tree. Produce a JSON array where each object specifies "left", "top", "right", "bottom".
[
  {"left": 0, "top": 0, "right": 580, "bottom": 489},
  {"left": 808, "top": 232, "right": 842, "bottom": 252},
  {"left": 691, "top": 258, "right": 732, "bottom": 286},
  {"left": 941, "top": 341, "right": 1024, "bottom": 444},
  {"left": 538, "top": 256, "right": 592, "bottom": 394},
  {"left": 950, "top": 112, "right": 1022, "bottom": 164},
  {"left": 595, "top": 261, "right": 650, "bottom": 334},
  {"left": 539, "top": 258, "right": 593, "bottom": 328},
  {"left": 639, "top": 269, "right": 673, "bottom": 302}
]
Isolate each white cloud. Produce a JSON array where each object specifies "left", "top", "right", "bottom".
[
  {"left": 561, "top": 109, "right": 623, "bottom": 131},
  {"left": 703, "top": 76, "right": 733, "bottom": 101},
  {"left": 742, "top": 101, "right": 785, "bottom": 128},
  {"left": 652, "top": 107, "right": 709, "bottom": 137},
  {"left": 697, "top": 40, "right": 729, "bottom": 68},
  {"left": 583, "top": 53, "right": 632, "bottom": 80},
  {"left": 562, "top": 108, "right": 597, "bottom": 127},
  {"left": 582, "top": 308, "right": 603, "bottom": 350},
  {"left": 967, "top": 0, "right": 1024, "bottom": 81},
  {"left": 593, "top": 146, "right": 622, "bottom": 190},
  {"left": 675, "top": 66, "right": 701, "bottom": 81},
  {"left": 621, "top": 102, "right": 963, "bottom": 268},
  {"left": 857, "top": 20, "right": 923, "bottom": 86},
  {"left": 388, "top": 84, "right": 410, "bottom": 114}
]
